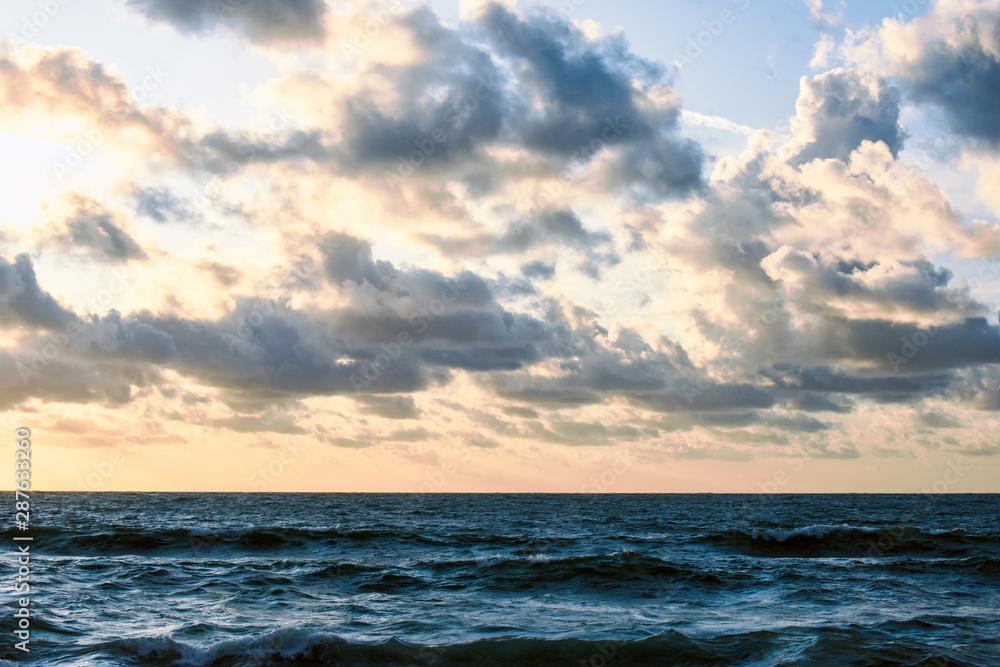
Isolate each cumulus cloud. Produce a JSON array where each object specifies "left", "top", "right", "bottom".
[
  {"left": 846, "top": 0, "right": 1000, "bottom": 147},
  {"left": 0, "top": 254, "right": 77, "bottom": 330},
  {"left": 125, "top": 0, "right": 327, "bottom": 44},
  {"left": 782, "top": 69, "right": 906, "bottom": 165},
  {"left": 228, "top": 3, "right": 702, "bottom": 197},
  {"left": 3, "top": 0, "right": 1000, "bottom": 472}
]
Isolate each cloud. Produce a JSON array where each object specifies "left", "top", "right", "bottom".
[
  {"left": 125, "top": 0, "right": 327, "bottom": 44},
  {"left": 480, "top": 3, "right": 657, "bottom": 157},
  {"left": 240, "top": 3, "right": 703, "bottom": 198},
  {"left": 0, "top": 254, "right": 77, "bottom": 330},
  {"left": 0, "top": 46, "right": 136, "bottom": 132},
  {"left": 680, "top": 110, "right": 757, "bottom": 137},
  {"left": 782, "top": 69, "right": 906, "bottom": 165},
  {"left": 810, "top": 33, "right": 836, "bottom": 70},
  {"left": 354, "top": 394, "right": 421, "bottom": 419},
  {"left": 760, "top": 248, "right": 980, "bottom": 319},
  {"left": 135, "top": 187, "right": 188, "bottom": 223},
  {"left": 846, "top": 0, "right": 1000, "bottom": 147},
  {"left": 420, "top": 210, "right": 618, "bottom": 277},
  {"left": 521, "top": 261, "right": 555, "bottom": 280},
  {"left": 803, "top": 0, "right": 844, "bottom": 29},
  {"left": 320, "top": 233, "right": 398, "bottom": 290},
  {"left": 214, "top": 411, "right": 309, "bottom": 435},
  {"left": 762, "top": 363, "right": 954, "bottom": 402},
  {"left": 5, "top": 0, "right": 1000, "bottom": 473},
  {"left": 916, "top": 408, "right": 963, "bottom": 428},
  {"left": 48, "top": 195, "right": 147, "bottom": 262}
]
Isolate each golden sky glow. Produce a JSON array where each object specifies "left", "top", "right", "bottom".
[{"left": 2, "top": 0, "right": 1000, "bottom": 491}]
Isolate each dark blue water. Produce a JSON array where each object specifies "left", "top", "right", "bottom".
[{"left": 5, "top": 493, "right": 999, "bottom": 666}]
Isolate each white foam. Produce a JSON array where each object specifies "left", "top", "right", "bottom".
[{"left": 475, "top": 554, "right": 509, "bottom": 568}]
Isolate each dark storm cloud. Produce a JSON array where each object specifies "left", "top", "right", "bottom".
[
  {"left": 480, "top": 3, "right": 649, "bottom": 155},
  {"left": 814, "top": 316, "right": 1000, "bottom": 373},
  {"left": 201, "top": 262, "right": 242, "bottom": 287},
  {"left": 605, "top": 136, "right": 705, "bottom": 199},
  {"left": 494, "top": 375, "right": 602, "bottom": 405},
  {"left": 0, "top": 347, "right": 152, "bottom": 409},
  {"left": 334, "top": 6, "right": 507, "bottom": 172},
  {"left": 44, "top": 234, "right": 551, "bottom": 399},
  {"left": 125, "top": 0, "right": 326, "bottom": 43},
  {"left": 764, "top": 413, "right": 831, "bottom": 433},
  {"left": 949, "top": 367, "right": 1000, "bottom": 411},
  {"left": 788, "top": 69, "right": 906, "bottom": 166},
  {"left": 170, "top": 3, "right": 702, "bottom": 196},
  {"left": 320, "top": 232, "right": 398, "bottom": 290},
  {"left": 82, "top": 310, "right": 178, "bottom": 362},
  {"left": 0, "top": 255, "right": 77, "bottom": 330},
  {"left": 495, "top": 210, "right": 611, "bottom": 253},
  {"left": 493, "top": 327, "right": 777, "bottom": 414},
  {"left": 59, "top": 206, "right": 147, "bottom": 262},
  {"left": 314, "top": 233, "right": 558, "bottom": 373},
  {"left": 916, "top": 409, "right": 963, "bottom": 429},
  {"left": 761, "top": 363, "right": 953, "bottom": 402},
  {"left": 140, "top": 304, "right": 429, "bottom": 397},
  {"left": 354, "top": 394, "right": 421, "bottom": 420},
  {"left": 214, "top": 412, "right": 308, "bottom": 435},
  {"left": 481, "top": 3, "right": 703, "bottom": 194},
  {"left": 334, "top": 308, "right": 553, "bottom": 372},
  {"left": 630, "top": 383, "right": 777, "bottom": 413},
  {"left": 784, "top": 392, "right": 855, "bottom": 413}
]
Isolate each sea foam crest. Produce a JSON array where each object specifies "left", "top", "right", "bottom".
[{"left": 749, "top": 524, "right": 876, "bottom": 542}]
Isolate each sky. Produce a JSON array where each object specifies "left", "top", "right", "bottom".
[{"left": 1, "top": 0, "right": 999, "bottom": 492}]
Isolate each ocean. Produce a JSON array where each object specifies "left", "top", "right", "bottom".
[{"left": 5, "top": 493, "right": 999, "bottom": 666}]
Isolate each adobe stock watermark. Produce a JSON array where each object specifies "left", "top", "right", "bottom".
[
  {"left": 406, "top": 448, "right": 472, "bottom": 492},
  {"left": 756, "top": 456, "right": 806, "bottom": 493},
  {"left": 247, "top": 441, "right": 306, "bottom": 491},
  {"left": 890, "top": 0, "right": 928, "bottom": 21},
  {"left": 673, "top": 0, "right": 752, "bottom": 69},
  {"left": 857, "top": 458, "right": 970, "bottom": 560},
  {"left": 338, "top": 0, "right": 406, "bottom": 57},
  {"left": 7, "top": 0, "right": 72, "bottom": 48},
  {"left": 75, "top": 412, "right": 159, "bottom": 491},
  {"left": 579, "top": 449, "right": 634, "bottom": 492},
  {"left": 222, "top": 298, "right": 278, "bottom": 354}
]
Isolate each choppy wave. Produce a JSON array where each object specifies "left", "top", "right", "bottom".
[
  {"left": 17, "top": 494, "right": 1000, "bottom": 666},
  {"left": 421, "top": 551, "right": 738, "bottom": 589},
  {"left": 706, "top": 523, "right": 995, "bottom": 557},
  {"left": 19, "top": 521, "right": 998, "bottom": 558},
  {"left": 92, "top": 625, "right": 984, "bottom": 667},
  {"left": 0, "top": 525, "right": 451, "bottom": 554}
]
